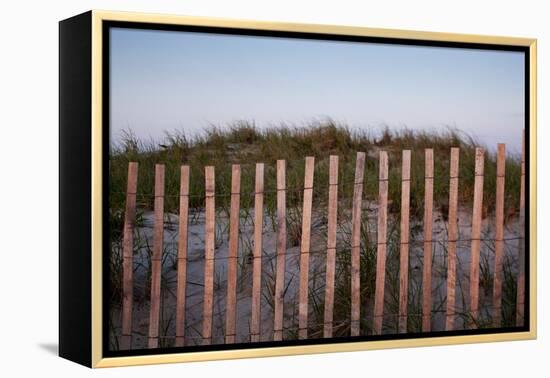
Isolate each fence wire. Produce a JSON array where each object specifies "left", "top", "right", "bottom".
[{"left": 109, "top": 152, "right": 527, "bottom": 351}]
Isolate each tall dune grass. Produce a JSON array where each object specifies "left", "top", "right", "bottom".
[
  {"left": 108, "top": 120, "right": 523, "bottom": 343},
  {"left": 109, "top": 120, "right": 521, "bottom": 224}
]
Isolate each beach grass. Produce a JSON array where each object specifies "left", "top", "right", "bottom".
[
  {"left": 108, "top": 121, "right": 523, "bottom": 343},
  {"left": 109, "top": 120, "right": 521, "bottom": 222}
]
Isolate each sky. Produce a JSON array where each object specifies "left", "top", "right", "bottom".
[{"left": 109, "top": 27, "right": 525, "bottom": 153}]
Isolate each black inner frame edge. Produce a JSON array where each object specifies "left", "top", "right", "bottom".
[{"left": 101, "top": 19, "right": 531, "bottom": 359}]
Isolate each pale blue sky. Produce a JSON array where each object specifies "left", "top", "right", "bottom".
[{"left": 109, "top": 27, "right": 525, "bottom": 152}]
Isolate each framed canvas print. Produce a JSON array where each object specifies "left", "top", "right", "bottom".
[{"left": 59, "top": 10, "right": 537, "bottom": 368}]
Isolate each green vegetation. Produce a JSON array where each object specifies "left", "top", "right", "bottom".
[
  {"left": 108, "top": 121, "right": 523, "bottom": 343},
  {"left": 110, "top": 120, "right": 521, "bottom": 219}
]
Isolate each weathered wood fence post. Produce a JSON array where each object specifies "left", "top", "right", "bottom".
[
  {"left": 202, "top": 166, "right": 215, "bottom": 345},
  {"left": 373, "top": 151, "right": 389, "bottom": 335},
  {"left": 323, "top": 155, "right": 339, "bottom": 338},
  {"left": 398, "top": 151, "right": 411, "bottom": 333},
  {"left": 298, "top": 157, "right": 315, "bottom": 339},
  {"left": 225, "top": 165, "right": 241, "bottom": 344},
  {"left": 250, "top": 163, "right": 265, "bottom": 342},
  {"left": 445, "top": 148, "right": 460, "bottom": 331},
  {"left": 273, "top": 160, "right": 287, "bottom": 341},
  {"left": 492, "top": 144, "right": 506, "bottom": 326},
  {"left": 422, "top": 149, "right": 434, "bottom": 332},
  {"left": 175, "top": 165, "right": 190, "bottom": 347},
  {"left": 148, "top": 164, "right": 165, "bottom": 348},
  {"left": 121, "top": 162, "right": 138, "bottom": 349},
  {"left": 350, "top": 152, "right": 365, "bottom": 336},
  {"left": 516, "top": 132, "right": 526, "bottom": 326},
  {"left": 469, "top": 148, "right": 485, "bottom": 325}
]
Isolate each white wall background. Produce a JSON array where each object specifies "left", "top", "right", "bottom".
[{"left": 0, "top": 0, "right": 547, "bottom": 376}]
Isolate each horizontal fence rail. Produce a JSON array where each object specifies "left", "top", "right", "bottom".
[{"left": 115, "top": 137, "right": 526, "bottom": 349}]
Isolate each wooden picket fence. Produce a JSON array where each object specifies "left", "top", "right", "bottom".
[{"left": 118, "top": 135, "right": 526, "bottom": 349}]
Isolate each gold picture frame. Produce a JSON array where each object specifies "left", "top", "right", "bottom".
[{"left": 59, "top": 9, "right": 537, "bottom": 368}]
